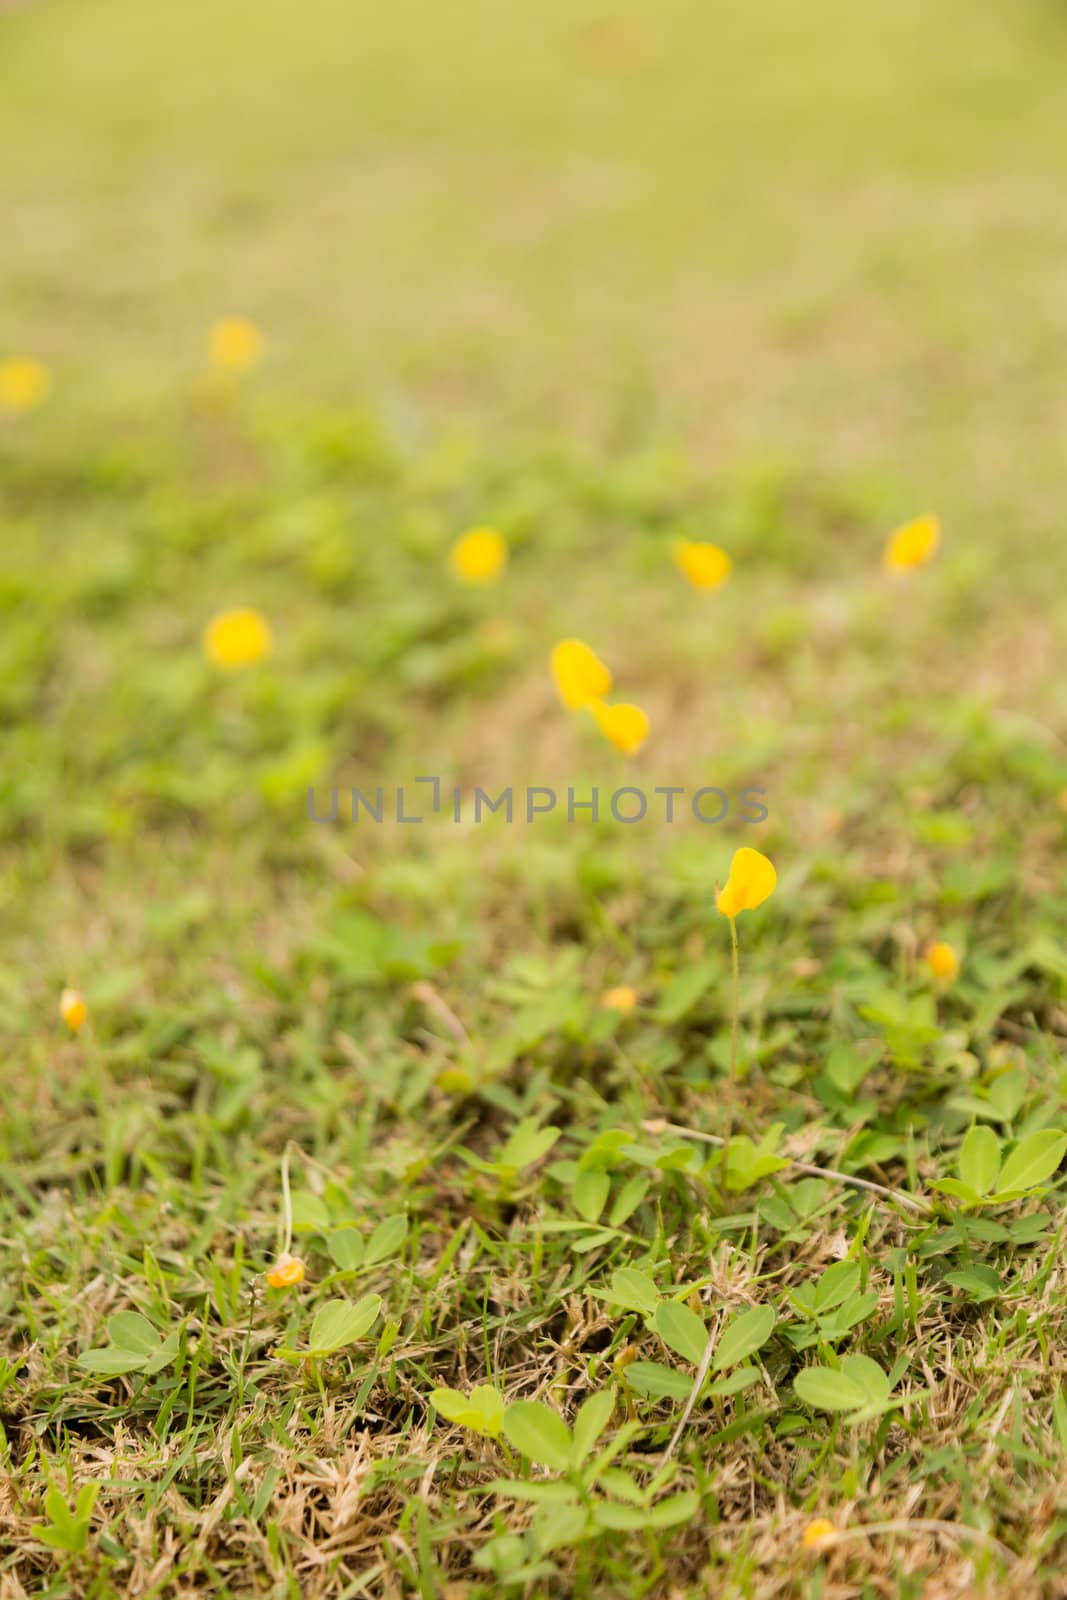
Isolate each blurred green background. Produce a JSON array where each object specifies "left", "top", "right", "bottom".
[{"left": 5, "top": 0, "right": 1067, "bottom": 507}]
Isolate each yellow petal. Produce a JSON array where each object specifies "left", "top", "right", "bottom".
[
  {"left": 591, "top": 700, "right": 650, "bottom": 755},
  {"left": 209, "top": 317, "right": 263, "bottom": 373},
  {"left": 450, "top": 526, "right": 507, "bottom": 584},
  {"left": 204, "top": 608, "right": 273, "bottom": 669},
  {"left": 883, "top": 514, "right": 940, "bottom": 572},
  {"left": 925, "top": 941, "right": 960, "bottom": 983},
  {"left": 0, "top": 357, "right": 51, "bottom": 413},
  {"left": 551, "top": 639, "right": 612, "bottom": 710},
  {"left": 600, "top": 985, "right": 638, "bottom": 1012},
  {"left": 716, "top": 847, "right": 777, "bottom": 917},
  {"left": 672, "top": 539, "right": 732, "bottom": 590}
]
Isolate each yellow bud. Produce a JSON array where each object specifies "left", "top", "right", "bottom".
[
  {"left": 209, "top": 318, "right": 263, "bottom": 373},
  {"left": 926, "top": 941, "right": 960, "bottom": 983},
  {"left": 590, "top": 700, "right": 650, "bottom": 756},
  {"left": 265, "top": 1253, "right": 306, "bottom": 1289},
  {"left": 1, "top": 357, "right": 51, "bottom": 414},
  {"left": 551, "top": 639, "right": 612, "bottom": 710},
  {"left": 450, "top": 527, "right": 507, "bottom": 584},
  {"left": 204, "top": 608, "right": 273, "bottom": 670},
  {"left": 600, "top": 985, "right": 638, "bottom": 1013},
  {"left": 672, "top": 539, "right": 732, "bottom": 590},
  {"left": 802, "top": 1518, "right": 837, "bottom": 1552},
  {"left": 716, "top": 848, "right": 777, "bottom": 918},
  {"left": 59, "top": 988, "right": 88, "bottom": 1033},
  {"left": 883, "top": 514, "right": 940, "bottom": 572}
]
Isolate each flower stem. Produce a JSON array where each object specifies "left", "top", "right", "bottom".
[{"left": 720, "top": 915, "right": 740, "bottom": 1186}]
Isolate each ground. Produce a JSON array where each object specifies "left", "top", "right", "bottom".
[{"left": 3, "top": 1, "right": 1067, "bottom": 1596}]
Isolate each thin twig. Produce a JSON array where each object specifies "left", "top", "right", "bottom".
[{"left": 641, "top": 1118, "right": 932, "bottom": 1213}]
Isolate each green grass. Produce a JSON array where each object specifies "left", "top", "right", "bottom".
[{"left": 4, "top": 0, "right": 1067, "bottom": 1595}]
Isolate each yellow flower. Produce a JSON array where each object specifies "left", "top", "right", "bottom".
[
  {"left": 716, "top": 847, "right": 777, "bottom": 918},
  {"left": 926, "top": 940, "right": 960, "bottom": 983},
  {"left": 59, "top": 988, "right": 89, "bottom": 1033},
  {"left": 204, "top": 608, "right": 273, "bottom": 670},
  {"left": 672, "top": 539, "right": 732, "bottom": 591},
  {"left": 801, "top": 1519, "right": 837, "bottom": 1552},
  {"left": 590, "top": 700, "right": 650, "bottom": 756},
  {"left": 883, "top": 514, "right": 940, "bottom": 572},
  {"left": 265, "top": 1252, "right": 306, "bottom": 1289},
  {"left": 1, "top": 357, "right": 51, "bottom": 414},
  {"left": 601, "top": 985, "right": 638, "bottom": 1012},
  {"left": 209, "top": 317, "right": 264, "bottom": 373},
  {"left": 551, "top": 639, "right": 613, "bottom": 710},
  {"left": 450, "top": 527, "right": 507, "bottom": 584}
]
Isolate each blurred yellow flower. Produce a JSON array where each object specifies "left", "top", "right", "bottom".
[
  {"left": 204, "top": 608, "right": 273, "bottom": 670},
  {"left": 209, "top": 317, "right": 264, "bottom": 373},
  {"left": 551, "top": 639, "right": 612, "bottom": 710},
  {"left": 59, "top": 988, "right": 88, "bottom": 1033},
  {"left": 1, "top": 357, "right": 51, "bottom": 414},
  {"left": 716, "top": 847, "right": 777, "bottom": 918},
  {"left": 801, "top": 1518, "right": 837, "bottom": 1552},
  {"left": 926, "top": 940, "right": 960, "bottom": 983},
  {"left": 265, "top": 1252, "right": 306, "bottom": 1289},
  {"left": 601, "top": 985, "right": 638, "bottom": 1012},
  {"left": 883, "top": 514, "right": 940, "bottom": 572},
  {"left": 672, "top": 539, "right": 732, "bottom": 590},
  {"left": 591, "top": 700, "right": 650, "bottom": 756},
  {"left": 450, "top": 526, "right": 507, "bottom": 584}
]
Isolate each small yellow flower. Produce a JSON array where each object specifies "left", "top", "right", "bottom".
[
  {"left": 802, "top": 1518, "right": 837, "bottom": 1552},
  {"left": 1, "top": 357, "right": 51, "bottom": 414},
  {"left": 601, "top": 985, "right": 638, "bottom": 1012},
  {"left": 672, "top": 539, "right": 732, "bottom": 591},
  {"left": 59, "top": 988, "right": 89, "bottom": 1033},
  {"left": 450, "top": 527, "right": 507, "bottom": 584},
  {"left": 926, "top": 941, "right": 960, "bottom": 983},
  {"left": 716, "top": 847, "right": 777, "bottom": 918},
  {"left": 204, "top": 608, "right": 273, "bottom": 670},
  {"left": 883, "top": 514, "right": 940, "bottom": 572},
  {"left": 265, "top": 1252, "right": 306, "bottom": 1289},
  {"left": 209, "top": 317, "right": 264, "bottom": 374},
  {"left": 551, "top": 639, "right": 613, "bottom": 710},
  {"left": 614, "top": 1344, "right": 639, "bottom": 1371},
  {"left": 590, "top": 700, "right": 650, "bottom": 756}
]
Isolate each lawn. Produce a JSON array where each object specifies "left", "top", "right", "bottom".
[{"left": 3, "top": 1, "right": 1067, "bottom": 1596}]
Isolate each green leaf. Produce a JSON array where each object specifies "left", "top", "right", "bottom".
[
  {"left": 621, "top": 1361, "right": 694, "bottom": 1400},
  {"left": 705, "top": 1366, "right": 760, "bottom": 1398},
  {"left": 573, "top": 1169, "right": 610, "bottom": 1224},
  {"left": 959, "top": 1125, "right": 1000, "bottom": 1196},
  {"left": 308, "top": 1294, "right": 382, "bottom": 1353},
  {"left": 363, "top": 1214, "right": 407, "bottom": 1265},
  {"left": 994, "top": 1131, "right": 1067, "bottom": 1198},
  {"left": 811, "top": 1262, "right": 859, "bottom": 1313},
  {"left": 469, "top": 1384, "right": 506, "bottom": 1437},
  {"left": 327, "top": 1228, "right": 365, "bottom": 1270},
  {"left": 838, "top": 1353, "right": 891, "bottom": 1404},
  {"left": 571, "top": 1390, "right": 613, "bottom": 1465},
  {"left": 653, "top": 1301, "right": 708, "bottom": 1365},
  {"left": 78, "top": 1348, "right": 148, "bottom": 1376},
  {"left": 106, "top": 1311, "right": 161, "bottom": 1356},
  {"left": 498, "top": 1119, "right": 561, "bottom": 1171},
  {"left": 430, "top": 1387, "right": 483, "bottom": 1431},
  {"left": 592, "top": 1501, "right": 649, "bottom": 1531},
  {"left": 712, "top": 1305, "right": 775, "bottom": 1371},
  {"left": 608, "top": 1176, "right": 649, "bottom": 1228},
  {"left": 482, "top": 1480, "right": 578, "bottom": 1504},
  {"left": 945, "top": 1267, "right": 1002, "bottom": 1303},
  {"left": 141, "top": 1328, "right": 181, "bottom": 1375},
  {"left": 645, "top": 1490, "right": 699, "bottom": 1529},
  {"left": 502, "top": 1401, "right": 573, "bottom": 1471},
  {"left": 609, "top": 1267, "right": 661, "bottom": 1319},
  {"left": 794, "top": 1366, "right": 867, "bottom": 1412}
]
